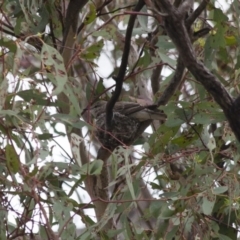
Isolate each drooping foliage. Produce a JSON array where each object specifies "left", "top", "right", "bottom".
[{"left": 0, "top": 0, "right": 240, "bottom": 239}]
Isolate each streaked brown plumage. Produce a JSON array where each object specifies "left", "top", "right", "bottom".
[
  {"left": 90, "top": 100, "right": 167, "bottom": 150},
  {"left": 91, "top": 101, "right": 167, "bottom": 121}
]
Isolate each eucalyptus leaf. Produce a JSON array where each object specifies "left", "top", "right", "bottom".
[
  {"left": 41, "top": 43, "right": 67, "bottom": 95},
  {"left": 79, "top": 160, "right": 103, "bottom": 175},
  {"left": 202, "top": 193, "right": 216, "bottom": 215},
  {"left": 6, "top": 144, "right": 20, "bottom": 174},
  {"left": 212, "top": 186, "right": 228, "bottom": 195}
]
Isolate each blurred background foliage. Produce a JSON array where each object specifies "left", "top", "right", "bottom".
[{"left": 0, "top": 0, "right": 240, "bottom": 239}]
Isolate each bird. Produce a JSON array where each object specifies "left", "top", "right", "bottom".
[{"left": 89, "top": 100, "right": 167, "bottom": 150}]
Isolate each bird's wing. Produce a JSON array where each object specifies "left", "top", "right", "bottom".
[
  {"left": 114, "top": 102, "right": 145, "bottom": 116},
  {"left": 114, "top": 101, "right": 167, "bottom": 121}
]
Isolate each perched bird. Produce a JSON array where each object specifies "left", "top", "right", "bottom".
[{"left": 89, "top": 100, "right": 167, "bottom": 150}]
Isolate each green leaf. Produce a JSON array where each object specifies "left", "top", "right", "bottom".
[
  {"left": 107, "top": 229, "right": 125, "bottom": 238},
  {"left": 39, "top": 225, "right": 48, "bottom": 240},
  {"left": 98, "top": 203, "right": 117, "bottom": 230},
  {"left": 36, "top": 6, "right": 49, "bottom": 32},
  {"left": 157, "top": 35, "right": 175, "bottom": 50},
  {"left": 79, "top": 160, "right": 103, "bottom": 175},
  {"left": 17, "top": 89, "right": 59, "bottom": 106},
  {"left": 202, "top": 193, "right": 216, "bottom": 215},
  {"left": 77, "top": 231, "right": 92, "bottom": 240},
  {"left": 63, "top": 77, "right": 82, "bottom": 115},
  {"left": 160, "top": 207, "right": 175, "bottom": 219},
  {"left": 51, "top": 113, "right": 88, "bottom": 129},
  {"left": 222, "top": 126, "right": 235, "bottom": 142},
  {"left": 219, "top": 234, "right": 235, "bottom": 240},
  {"left": 171, "top": 125, "right": 202, "bottom": 148},
  {"left": 92, "top": 25, "right": 117, "bottom": 40},
  {"left": 184, "top": 215, "right": 194, "bottom": 233},
  {"left": 135, "top": 49, "right": 151, "bottom": 68},
  {"left": 0, "top": 39, "right": 17, "bottom": 53},
  {"left": 165, "top": 115, "right": 184, "bottom": 127},
  {"left": 149, "top": 201, "right": 165, "bottom": 218},
  {"left": 0, "top": 110, "right": 28, "bottom": 125},
  {"left": 225, "top": 35, "right": 237, "bottom": 46},
  {"left": 95, "top": 78, "right": 105, "bottom": 95},
  {"left": 165, "top": 226, "right": 178, "bottom": 240},
  {"left": 204, "top": 36, "right": 216, "bottom": 68},
  {"left": 6, "top": 144, "right": 20, "bottom": 174},
  {"left": 72, "top": 121, "right": 88, "bottom": 129},
  {"left": 84, "top": 3, "right": 96, "bottom": 25},
  {"left": 193, "top": 112, "right": 225, "bottom": 124},
  {"left": 212, "top": 186, "right": 228, "bottom": 195},
  {"left": 14, "top": 16, "right": 25, "bottom": 35},
  {"left": 160, "top": 191, "right": 180, "bottom": 199},
  {"left": 80, "top": 40, "right": 104, "bottom": 60},
  {"left": 207, "top": 27, "right": 226, "bottom": 49},
  {"left": 0, "top": 77, "right": 8, "bottom": 111},
  {"left": 41, "top": 43, "right": 67, "bottom": 95},
  {"left": 150, "top": 124, "right": 179, "bottom": 154},
  {"left": 159, "top": 52, "right": 176, "bottom": 67},
  {"left": 137, "top": 6, "right": 149, "bottom": 32},
  {"left": 126, "top": 171, "right": 136, "bottom": 201},
  {"left": 213, "top": 8, "right": 228, "bottom": 23},
  {"left": 37, "top": 133, "right": 53, "bottom": 140}
]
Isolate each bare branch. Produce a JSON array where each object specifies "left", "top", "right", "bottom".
[
  {"left": 152, "top": 0, "right": 240, "bottom": 141},
  {"left": 156, "top": 57, "right": 185, "bottom": 106},
  {"left": 186, "top": 0, "right": 209, "bottom": 27},
  {"left": 105, "top": 0, "right": 145, "bottom": 129},
  {"left": 151, "top": 65, "right": 162, "bottom": 95},
  {"left": 61, "top": 0, "right": 89, "bottom": 51},
  {"left": 155, "top": 0, "right": 173, "bottom": 13}
]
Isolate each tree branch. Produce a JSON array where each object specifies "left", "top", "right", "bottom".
[
  {"left": 155, "top": 27, "right": 210, "bottom": 107},
  {"left": 61, "top": 0, "right": 89, "bottom": 51},
  {"left": 156, "top": 57, "right": 185, "bottom": 106},
  {"left": 90, "top": 147, "right": 114, "bottom": 229},
  {"left": 58, "top": 0, "right": 115, "bottom": 232},
  {"left": 186, "top": 0, "right": 209, "bottom": 27},
  {"left": 152, "top": 0, "right": 240, "bottom": 141},
  {"left": 105, "top": 0, "right": 145, "bottom": 129}
]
